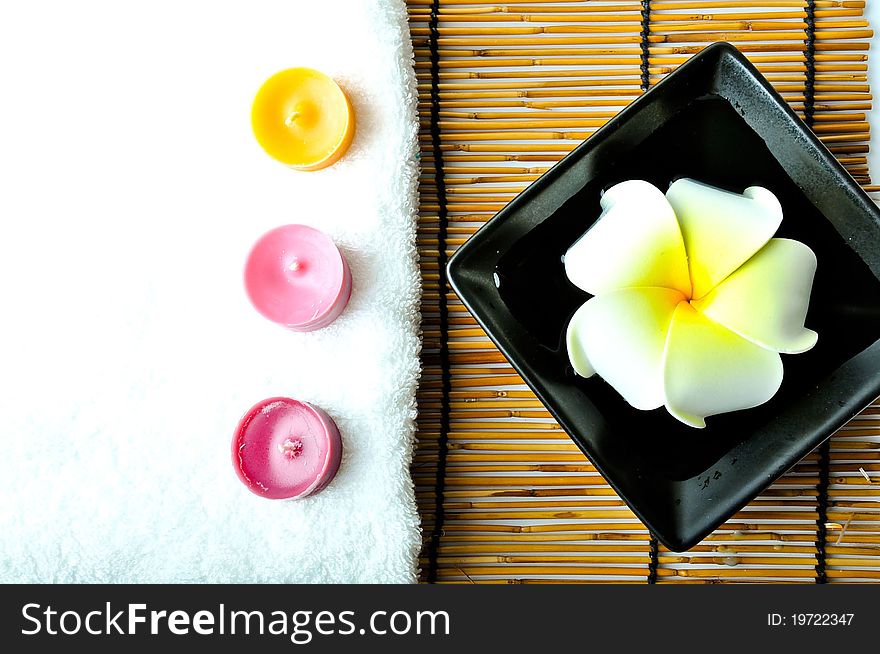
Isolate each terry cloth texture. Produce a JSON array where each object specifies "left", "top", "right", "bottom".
[{"left": 0, "top": 0, "right": 422, "bottom": 583}]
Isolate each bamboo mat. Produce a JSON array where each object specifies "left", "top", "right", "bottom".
[{"left": 408, "top": 0, "right": 880, "bottom": 583}]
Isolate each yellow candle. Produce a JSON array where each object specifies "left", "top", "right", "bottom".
[{"left": 251, "top": 68, "right": 355, "bottom": 171}]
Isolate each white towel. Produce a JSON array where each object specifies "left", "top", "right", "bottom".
[{"left": 0, "top": 0, "right": 422, "bottom": 583}]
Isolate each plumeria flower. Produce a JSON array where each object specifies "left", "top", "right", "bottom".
[{"left": 564, "top": 179, "right": 818, "bottom": 428}]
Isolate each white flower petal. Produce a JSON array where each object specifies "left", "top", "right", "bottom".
[
  {"left": 567, "top": 288, "right": 686, "bottom": 410},
  {"left": 666, "top": 178, "right": 782, "bottom": 299},
  {"left": 566, "top": 311, "right": 596, "bottom": 379},
  {"left": 564, "top": 180, "right": 691, "bottom": 296},
  {"left": 663, "top": 302, "right": 783, "bottom": 428},
  {"left": 692, "top": 238, "right": 818, "bottom": 354}
]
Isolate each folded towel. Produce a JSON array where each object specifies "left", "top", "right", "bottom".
[{"left": 0, "top": 0, "right": 421, "bottom": 583}]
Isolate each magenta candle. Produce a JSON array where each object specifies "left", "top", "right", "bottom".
[
  {"left": 244, "top": 224, "right": 352, "bottom": 331},
  {"left": 232, "top": 397, "right": 343, "bottom": 500}
]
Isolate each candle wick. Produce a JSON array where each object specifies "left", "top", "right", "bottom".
[
  {"left": 288, "top": 257, "right": 302, "bottom": 272},
  {"left": 279, "top": 438, "right": 304, "bottom": 460},
  {"left": 284, "top": 111, "right": 300, "bottom": 127}
]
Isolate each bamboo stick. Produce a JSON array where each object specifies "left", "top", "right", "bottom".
[
  {"left": 432, "top": 464, "right": 599, "bottom": 473},
  {"left": 410, "top": 14, "right": 871, "bottom": 29},
  {"left": 423, "top": 38, "right": 868, "bottom": 53},
  {"left": 409, "top": 28, "right": 873, "bottom": 43},
  {"left": 655, "top": 568, "right": 818, "bottom": 579},
  {"left": 436, "top": 532, "right": 807, "bottom": 545},
  {"left": 421, "top": 153, "right": 867, "bottom": 168},
  {"left": 422, "top": 120, "right": 866, "bottom": 136},
  {"left": 438, "top": 555, "right": 651, "bottom": 566},
  {"left": 439, "top": 509, "right": 828, "bottom": 522},
  {"left": 428, "top": 109, "right": 865, "bottom": 122},
  {"left": 439, "top": 523, "right": 645, "bottom": 534},
  {"left": 441, "top": 499, "right": 638, "bottom": 511},
  {"left": 418, "top": 421, "right": 558, "bottom": 431},
  {"left": 420, "top": 85, "right": 641, "bottom": 97},
  {"left": 414, "top": 125, "right": 869, "bottom": 144},
  {"left": 449, "top": 441, "right": 580, "bottom": 450},
  {"left": 431, "top": 566, "right": 880, "bottom": 579},
  {"left": 420, "top": 104, "right": 870, "bottom": 117},
  {"left": 439, "top": 488, "right": 622, "bottom": 499},
  {"left": 407, "top": 1, "right": 862, "bottom": 12},
  {"left": 440, "top": 544, "right": 650, "bottom": 555},
  {"left": 437, "top": 543, "right": 879, "bottom": 556},
  {"left": 436, "top": 566, "right": 653, "bottom": 577},
  {"left": 418, "top": 69, "right": 870, "bottom": 84},
  {"left": 433, "top": 475, "right": 871, "bottom": 488},
  {"left": 432, "top": 456, "right": 880, "bottom": 472},
  {"left": 411, "top": 9, "right": 864, "bottom": 22},
  {"left": 406, "top": 0, "right": 865, "bottom": 9},
  {"left": 416, "top": 125, "right": 869, "bottom": 144},
  {"left": 418, "top": 433, "right": 571, "bottom": 442},
  {"left": 421, "top": 58, "right": 864, "bottom": 75},
  {"left": 405, "top": 0, "right": 864, "bottom": 6},
  {"left": 416, "top": 50, "right": 867, "bottom": 68},
  {"left": 437, "top": 577, "right": 643, "bottom": 585}
]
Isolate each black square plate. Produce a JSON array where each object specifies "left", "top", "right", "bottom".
[{"left": 447, "top": 42, "right": 880, "bottom": 551}]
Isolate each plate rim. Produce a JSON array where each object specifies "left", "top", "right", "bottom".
[{"left": 446, "top": 41, "right": 880, "bottom": 550}]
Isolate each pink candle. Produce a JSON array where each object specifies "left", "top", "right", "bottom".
[
  {"left": 244, "top": 224, "right": 352, "bottom": 331},
  {"left": 232, "top": 397, "right": 343, "bottom": 500}
]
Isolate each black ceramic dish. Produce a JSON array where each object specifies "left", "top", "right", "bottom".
[{"left": 447, "top": 42, "right": 880, "bottom": 551}]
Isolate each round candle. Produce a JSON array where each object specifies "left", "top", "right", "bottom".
[
  {"left": 244, "top": 224, "right": 352, "bottom": 331},
  {"left": 251, "top": 67, "right": 355, "bottom": 170},
  {"left": 232, "top": 397, "right": 343, "bottom": 500}
]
